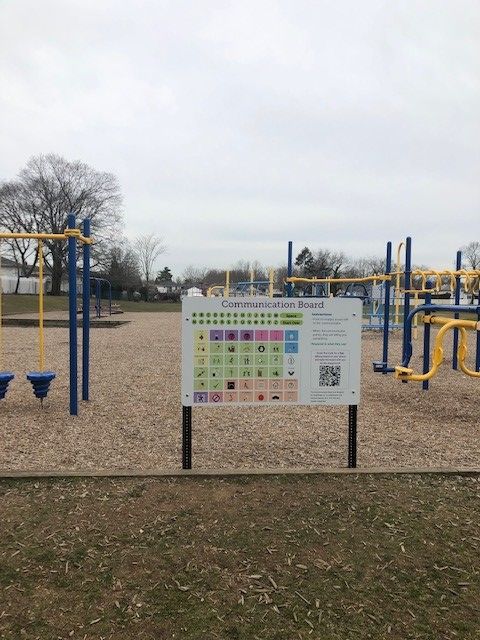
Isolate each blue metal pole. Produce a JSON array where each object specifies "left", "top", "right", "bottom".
[
  {"left": 402, "top": 237, "right": 412, "bottom": 362},
  {"left": 82, "top": 219, "right": 90, "bottom": 401},
  {"left": 287, "top": 241, "right": 293, "bottom": 297},
  {"left": 67, "top": 212, "right": 78, "bottom": 416},
  {"left": 381, "top": 241, "right": 392, "bottom": 372},
  {"left": 422, "top": 292, "right": 432, "bottom": 391},
  {"left": 452, "top": 250, "right": 462, "bottom": 370}
]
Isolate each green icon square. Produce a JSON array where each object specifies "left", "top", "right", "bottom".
[
  {"left": 269, "top": 343, "right": 283, "bottom": 353},
  {"left": 239, "top": 354, "right": 254, "bottom": 367},
  {"left": 209, "top": 379, "right": 223, "bottom": 391},
  {"left": 224, "top": 354, "right": 239, "bottom": 367},
  {"left": 239, "top": 367, "right": 254, "bottom": 378},
  {"left": 225, "top": 343, "right": 237, "bottom": 354},
  {"left": 224, "top": 366, "right": 238, "bottom": 379},
  {"left": 240, "top": 343, "right": 253, "bottom": 353},
  {"left": 210, "top": 343, "right": 224, "bottom": 354},
  {"left": 254, "top": 353, "right": 268, "bottom": 366},
  {"left": 269, "top": 367, "right": 283, "bottom": 378},
  {"left": 194, "top": 366, "right": 208, "bottom": 379},
  {"left": 194, "top": 379, "right": 208, "bottom": 391},
  {"left": 209, "top": 367, "right": 223, "bottom": 380},
  {"left": 255, "top": 367, "right": 269, "bottom": 379},
  {"left": 209, "top": 354, "right": 223, "bottom": 366},
  {"left": 269, "top": 354, "right": 283, "bottom": 366}
]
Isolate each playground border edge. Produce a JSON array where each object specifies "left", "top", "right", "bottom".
[{"left": 0, "top": 467, "right": 479, "bottom": 479}]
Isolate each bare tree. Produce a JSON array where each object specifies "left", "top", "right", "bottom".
[
  {"left": 134, "top": 233, "right": 166, "bottom": 298},
  {"left": 462, "top": 241, "right": 480, "bottom": 270},
  {"left": 0, "top": 154, "right": 123, "bottom": 294}
]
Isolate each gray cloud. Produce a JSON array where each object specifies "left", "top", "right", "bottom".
[{"left": 1, "top": 0, "right": 479, "bottom": 276}]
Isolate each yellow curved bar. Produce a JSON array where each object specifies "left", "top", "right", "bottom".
[
  {"left": 207, "top": 285, "right": 224, "bottom": 297},
  {"left": 395, "top": 317, "right": 480, "bottom": 382},
  {"left": 458, "top": 327, "right": 480, "bottom": 378},
  {"left": 394, "top": 320, "right": 455, "bottom": 381}
]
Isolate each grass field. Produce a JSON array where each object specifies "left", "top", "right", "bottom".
[
  {"left": 1, "top": 473, "right": 478, "bottom": 639},
  {"left": 1, "top": 294, "right": 181, "bottom": 315}
]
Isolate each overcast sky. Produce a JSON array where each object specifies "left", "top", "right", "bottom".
[{"left": 1, "top": 0, "right": 479, "bottom": 276}]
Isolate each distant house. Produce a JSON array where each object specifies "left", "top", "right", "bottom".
[
  {"left": 183, "top": 286, "right": 203, "bottom": 297},
  {"left": 0, "top": 256, "right": 50, "bottom": 294},
  {"left": 156, "top": 280, "right": 182, "bottom": 294}
]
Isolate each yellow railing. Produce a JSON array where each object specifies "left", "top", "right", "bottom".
[{"left": 395, "top": 316, "right": 480, "bottom": 381}]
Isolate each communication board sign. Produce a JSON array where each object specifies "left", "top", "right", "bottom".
[{"left": 182, "top": 297, "right": 362, "bottom": 407}]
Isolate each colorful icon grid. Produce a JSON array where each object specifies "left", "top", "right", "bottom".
[{"left": 192, "top": 328, "right": 300, "bottom": 404}]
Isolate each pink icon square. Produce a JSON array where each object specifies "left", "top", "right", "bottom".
[
  {"left": 284, "top": 391, "right": 298, "bottom": 402},
  {"left": 269, "top": 379, "right": 283, "bottom": 390},
  {"left": 255, "top": 330, "right": 269, "bottom": 341},
  {"left": 284, "top": 379, "right": 298, "bottom": 390},
  {"left": 240, "top": 391, "right": 254, "bottom": 402},
  {"left": 269, "top": 330, "right": 284, "bottom": 341}
]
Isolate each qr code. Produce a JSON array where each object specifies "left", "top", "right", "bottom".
[{"left": 318, "top": 365, "right": 341, "bottom": 387}]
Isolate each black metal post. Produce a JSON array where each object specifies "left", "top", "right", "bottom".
[
  {"left": 348, "top": 405, "right": 357, "bottom": 468},
  {"left": 182, "top": 405, "right": 192, "bottom": 469}
]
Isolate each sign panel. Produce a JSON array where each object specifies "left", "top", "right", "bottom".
[{"left": 181, "top": 297, "right": 362, "bottom": 407}]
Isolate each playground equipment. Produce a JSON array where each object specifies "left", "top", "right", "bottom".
[
  {"left": 90, "top": 277, "right": 112, "bottom": 318},
  {"left": 285, "top": 238, "right": 480, "bottom": 389},
  {"left": 0, "top": 214, "right": 92, "bottom": 415},
  {"left": 25, "top": 238, "right": 56, "bottom": 402},
  {"left": 207, "top": 268, "right": 275, "bottom": 298}
]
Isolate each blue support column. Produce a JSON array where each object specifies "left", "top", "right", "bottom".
[
  {"left": 422, "top": 292, "right": 432, "bottom": 391},
  {"left": 82, "top": 219, "right": 91, "bottom": 401},
  {"left": 452, "top": 250, "right": 462, "bottom": 370},
  {"left": 67, "top": 213, "right": 78, "bottom": 416},
  {"left": 287, "top": 241, "right": 293, "bottom": 297},
  {"left": 381, "top": 241, "right": 392, "bottom": 372}
]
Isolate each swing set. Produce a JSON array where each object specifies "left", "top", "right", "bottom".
[{"left": 0, "top": 213, "right": 92, "bottom": 415}]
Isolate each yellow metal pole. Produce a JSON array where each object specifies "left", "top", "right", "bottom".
[
  {"left": 38, "top": 240, "right": 45, "bottom": 371},
  {"left": 225, "top": 270, "right": 230, "bottom": 297},
  {"left": 269, "top": 268, "right": 274, "bottom": 298}
]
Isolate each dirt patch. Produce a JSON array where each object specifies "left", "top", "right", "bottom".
[{"left": 0, "top": 312, "right": 478, "bottom": 471}]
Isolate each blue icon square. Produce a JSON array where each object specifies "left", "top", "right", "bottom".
[
  {"left": 285, "top": 342, "right": 298, "bottom": 353},
  {"left": 285, "top": 330, "right": 299, "bottom": 341}
]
